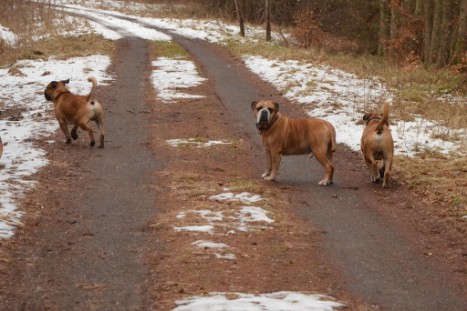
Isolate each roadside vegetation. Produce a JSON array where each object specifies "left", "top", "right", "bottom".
[{"left": 0, "top": 0, "right": 465, "bottom": 220}]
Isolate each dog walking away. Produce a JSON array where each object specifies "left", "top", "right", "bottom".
[
  {"left": 361, "top": 103, "right": 394, "bottom": 188},
  {"left": 44, "top": 77, "right": 105, "bottom": 148},
  {"left": 251, "top": 100, "right": 336, "bottom": 186}
]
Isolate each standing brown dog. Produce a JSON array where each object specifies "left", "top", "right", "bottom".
[
  {"left": 361, "top": 103, "right": 394, "bottom": 188},
  {"left": 251, "top": 100, "right": 336, "bottom": 186},
  {"left": 44, "top": 77, "right": 104, "bottom": 148}
]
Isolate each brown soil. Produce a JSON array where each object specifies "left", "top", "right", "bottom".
[{"left": 0, "top": 33, "right": 465, "bottom": 311}]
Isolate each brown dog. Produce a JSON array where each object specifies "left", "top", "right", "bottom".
[
  {"left": 251, "top": 100, "right": 336, "bottom": 186},
  {"left": 44, "top": 77, "right": 104, "bottom": 148},
  {"left": 361, "top": 103, "right": 394, "bottom": 188}
]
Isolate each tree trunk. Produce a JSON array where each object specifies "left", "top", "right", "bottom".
[
  {"left": 233, "top": 0, "right": 245, "bottom": 36},
  {"left": 454, "top": 0, "right": 467, "bottom": 62},
  {"left": 437, "top": 0, "right": 450, "bottom": 66},
  {"left": 423, "top": 0, "right": 433, "bottom": 65},
  {"left": 389, "top": 0, "right": 400, "bottom": 58},
  {"left": 430, "top": 0, "right": 442, "bottom": 65},
  {"left": 378, "top": 0, "right": 388, "bottom": 57},
  {"left": 265, "top": 0, "right": 271, "bottom": 41}
]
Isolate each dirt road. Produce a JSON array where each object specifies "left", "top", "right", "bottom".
[{"left": 0, "top": 12, "right": 466, "bottom": 311}]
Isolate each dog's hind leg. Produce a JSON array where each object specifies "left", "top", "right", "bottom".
[
  {"left": 71, "top": 124, "right": 79, "bottom": 140},
  {"left": 314, "top": 152, "right": 334, "bottom": 186},
  {"left": 78, "top": 122, "right": 96, "bottom": 147},
  {"left": 364, "top": 157, "right": 379, "bottom": 183},
  {"left": 95, "top": 119, "right": 105, "bottom": 148},
  {"left": 382, "top": 156, "right": 393, "bottom": 188}
]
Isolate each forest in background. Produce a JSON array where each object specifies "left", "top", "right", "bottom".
[{"left": 188, "top": 0, "right": 466, "bottom": 70}]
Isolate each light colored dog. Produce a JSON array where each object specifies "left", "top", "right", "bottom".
[
  {"left": 361, "top": 103, "right": 394, "bottom": 188},
  {"left": 251, "top": 100, "right": 336, "bottom": 186},
  {"left": 44, "top": 77, "right": 104, "bottom": 148}
]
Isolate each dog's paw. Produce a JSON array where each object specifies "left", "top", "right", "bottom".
[
  {"left": 66, "top": 139, "right": 71, "bottom": 144},
  {"left": 319, "top": 179, "right": 333, "bottom": 186},
  {"left": 90, "top": 140, "right": 96, "bottom": 147},
  {"left": 71, "top": 130, "right": 78, "bottom": 140},
  {"left": 261, "top": 172, "right": 270, "bottom": 178},
  {"left": 264, "top": 175, "right": 276, "bottom": 181}
]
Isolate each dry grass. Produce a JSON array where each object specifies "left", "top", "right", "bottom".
[
  {"left": 395, "top": 155, "right": 467, "bottom": 218},
  {"left": 0, "top": 1, "right": 113, "bottom": 67}
]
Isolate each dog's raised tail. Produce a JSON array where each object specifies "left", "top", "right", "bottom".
[
  {"left": 376, "top": 103, "right": 389, "bottom": 134},
  {"left": 86, "top": 76, "right": 97, "bottom": 102}
]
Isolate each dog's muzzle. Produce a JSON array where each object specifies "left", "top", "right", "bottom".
[
  {"left": 256, "top": 108, "right": 271, "bottom": 132},
  {"left": 44, "top": 90, "right": 52, "bottom": 101}
]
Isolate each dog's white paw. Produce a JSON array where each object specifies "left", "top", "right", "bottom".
[
  {"left": 261, "top": 172, "right": 270, "bottom": 178},
  {"left": 264, "top": 175, "right": 276, "bottom": 181},
  {"left": 319, "top": 179, "right": 333, "bottom": 186}
]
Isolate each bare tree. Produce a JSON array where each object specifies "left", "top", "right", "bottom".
[
  {"left": 378, "top": 0, "right": 388, "bottom": 56},
  {"left": 265, "top": 0, "right": 271, "bottom": 41},
  {"left": 233, "top": 0, "right": 245, "bottom": 36}
]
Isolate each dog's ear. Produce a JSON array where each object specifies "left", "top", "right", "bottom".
[
  {"left": 50, "top": 81, "right": 58, "bottom": 89},
  {"left": 62, "top": 79, "right": 70, "bottom": 84},
  {"left": 273, "top": 102, "right": 279, "bottom": 112},
  {"left": 251, "top": 100, "right": 259, "bottom": 111},
  {"left": 363, "top": 113, "right": 370, "bottom": 121}
]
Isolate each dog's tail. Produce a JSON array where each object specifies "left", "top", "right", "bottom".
[
  {"left": 331, "top": 125, "right": 337, "bottom": 153},
  {"left": 376, "top": 103, "right": 389, "bottom": 134},
  {"left": 86, "top": 76, "right": 97, "bottom": 102}
]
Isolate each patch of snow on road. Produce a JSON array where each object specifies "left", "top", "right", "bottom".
[
  {"left": 166, "top": 138, "right": 230, "bottom": 148},
  {"left": 192, "top": 240, "right": 229, "bottom": 249},
  {"left": 173, "top": 291, "right": 344, "bottom": 311},
  {"left": 209, "top": 192, "right": 264, "bottom": 204},
  {"left": 152, "top": 58, "right": 206, "bottom": 103},
  {"left": 174, "top": 225, "right": 214, "bottom": 234}
]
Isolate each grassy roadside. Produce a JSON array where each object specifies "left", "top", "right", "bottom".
[{"left": 1, "top": 1, "right": 465, "bottom": 220}]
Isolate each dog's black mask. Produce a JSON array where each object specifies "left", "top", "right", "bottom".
[
  {"left": 44, "top": 91, "right": 52, "bottom": 101},
  {"left": 256, "top": 109, "right": 270, "bottom": 131}
]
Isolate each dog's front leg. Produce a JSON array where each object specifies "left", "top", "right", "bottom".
[
  {"left": 261, "top": 149, "right": 272, "bottom": 178},
  {"left": 58, "top": 121, "right": 72, "bottom": 144},
  {"left": 264, "top": 152, "right": 281, "bottom": 181}
]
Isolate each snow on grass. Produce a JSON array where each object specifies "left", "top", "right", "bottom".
[
  {"left": 209, "top": 192, "right": 264, "bottom": 204},
  {"left": 0, "top": 55, "right": 112, "bottom": 239},
  {"left": 244, "top": 55, "right": 466, "bottom": 157},
  {"left": 0, "top": 24, "right": 18, "bottom": 46},
  {"left": 43, "top": 0, "right": 281, "bottom": 45},
  {"left": 173, "top": 225, "right": 214, "bottom": 234},
  {"left": 192, "top": 240, "right": 229, "bottom": 249},
  {"left": 151, "top": 58, "right": 206, "bottom": 103},
  {"left": 166, "top": 138, "right": 231, "bottom": 148},
  {"left": 174, "top": 200, "right": 273, "bottom": 235},
  {"left": 173, "top": 291, "right": 344, "bottom": 311}
]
